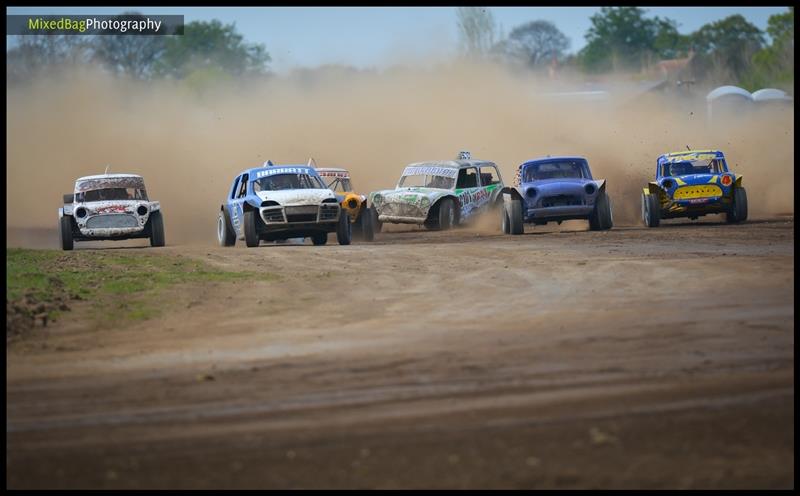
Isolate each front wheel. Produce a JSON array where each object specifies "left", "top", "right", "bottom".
[
  {"left": 369, "top": 206, "right": 382, "bottom": 234},
  {"left": 642, "top": 193, "right": 660, "bottom": 228},
  {"left": 726, "top": 187, "right": 748, "bottom": 223},
  {"left": 59, "top": 215, "right": 74, "bottom": 251},
  {"left": 590, "top": 191, "right": 613, "bottom": 231},
  {"left": 336, "top": 210, "right": 352, "bottom": 245},
  {"left": 217, "top": 209, "right": 236, "bottom": 247},
  {"left": 360, "top": 208, "right": 374, "bottom": 242},
  {"left": 438, "top": 199, "right": 455, "bottom": 230},
  {"left": 149, "top": 210, "right": 165, "bottom": 247},
  {"left": 243, "top": 209, "right": 260, "bottom": 247}
]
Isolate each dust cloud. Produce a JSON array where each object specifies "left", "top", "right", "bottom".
[{"left": 6, "top": 61, "right": 794, "bottom": 246}]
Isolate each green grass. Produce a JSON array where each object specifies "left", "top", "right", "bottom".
[{"left": 6, "top": 248, "right": 269, "bottom": 324}]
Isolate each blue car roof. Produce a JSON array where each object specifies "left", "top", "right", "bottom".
[
  {"left": 520, "top": 156, "right": 588, "bottom": 167},
  {"left": 236, "top": 165, "right": 319, "bottom": 180}
]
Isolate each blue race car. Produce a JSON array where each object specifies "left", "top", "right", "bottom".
[
  {"left": 642, "top": 149, "right": 748, "bottom": 227},
  {"left": 500, "top": 156, "right": 613, "bottom": 234},
  {"left": 217, "top": 162, "right": 351, "bottom": 247}
]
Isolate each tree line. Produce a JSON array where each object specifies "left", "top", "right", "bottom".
[
  {"left": 7, "top": 12, "right": 270, "bottom": 85},
  {"left": 457, "top": 6, "right": 794, "bottom": 91},
  {"left": 7, "top": 8, "right": 793, "bottom": 92}
]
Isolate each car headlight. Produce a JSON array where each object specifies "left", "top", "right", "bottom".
[
  {"left": 347, "top": 198, "right": 358, "bottom": 209},
  {"left": 373, "top": 194, "right": 383, "bottom": 206},
  {"left": 420, "top": 196, "right": 430, "bottom": 208},
  {"left": 137, "top": 205, "right": 149, "bottom": 216}
]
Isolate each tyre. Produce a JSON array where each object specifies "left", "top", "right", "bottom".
[
  {"left": 217, "top": 208, "right": 236, "bottom": 247},
  {"left": 590, "top": 191, "right": 613, "bottom": 231},
  {"left": 369, "top": 206, "right": 382, "bottom": 234},
  {"left": 501, "top": 205, "right": 511, "bottom": 234},
  {"left": 149, "top": 210, "right": 166, "bottom": 247},
  {"left": 438, "top": 199, "right": 455, "bottom": 231},
  {"left": 726, "top": 187, "right": 748, "bottom": 223},
  {"left": 336, "top": 210, "right": 352, "bottom": 245},
  {"left": 606, "top": 196, "right": 615, "bottom": 230},
  {"left": 59, "top": 215, "right": 74, "bottom": 251},
  {"left": 642, "top": 192, "right": 660, "bottom": 228},
  {"left": 360, "top": 208, "right": 374, "bottom": 242},
  {"left": 311, "top": 232, "right": 328, "bottom": 245},
  {"left": 243, "top": 209, "right": 260, "bottom": 247},
  {"left": 506, "top": 197, "right": 524, "bottom": 235},
  {"left": 352, "top": 212, "right": 363, "bottom": 241}
]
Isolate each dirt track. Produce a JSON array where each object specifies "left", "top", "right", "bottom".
[{"left": 6, "top": 218, "right": 795, "bottom": 489}]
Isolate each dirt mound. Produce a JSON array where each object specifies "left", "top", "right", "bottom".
[{"left": 6, "top": 292, "right": 72, "bottom": 342}]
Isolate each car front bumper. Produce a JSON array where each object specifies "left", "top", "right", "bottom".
[
  {"left": 525, "top": 205, "right": 595, "bottom": 221},
  {"left": 259, "top": 204, "right": 340, "bottom": 230}
]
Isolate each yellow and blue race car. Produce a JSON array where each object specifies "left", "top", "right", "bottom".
[{"left": 642, "top": 149, "right": 748, "bottom": 227}]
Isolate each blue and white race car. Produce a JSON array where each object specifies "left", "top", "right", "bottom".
[
  {"left": 500, "top": 156, "right": 613, "bottom": 234},
  {"left": 217, "top": 162, "right": 351, "bottom": 247}
]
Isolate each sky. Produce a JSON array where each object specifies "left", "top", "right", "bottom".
[{"left": 6, "top": 6, "right": 790, "bottom": 73}]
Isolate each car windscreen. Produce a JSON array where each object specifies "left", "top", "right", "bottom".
[
  {"left": 323, "top": 176, "right": 353, "bottom": 193},
  {"left": 524, "top": 160, "right": 586, "bottom": 181},
  {"left": 398, "top": 174, "right": 455, "bottom": 190},
  {"left": 398, "top": 165, "right": 458, "bottom": 190},
  {"left": 78, "top": 188, "right": 148, "bottom": 202},
  {"left": 253, "top": 173, "right": 326, "bottom": 192},
  {"left": 667, "top": 159, "right": 722, "bottom": 176}
]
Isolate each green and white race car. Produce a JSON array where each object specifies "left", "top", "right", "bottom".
[{"left": 367, "top": 151, "right": 505, "bottom": 233}]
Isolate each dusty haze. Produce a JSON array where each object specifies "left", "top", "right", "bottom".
[{"left": 7, "top": 62, "right": 794, "bottom": 245}]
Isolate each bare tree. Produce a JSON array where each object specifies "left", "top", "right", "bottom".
[
  {"left": 504, "top": 20, "right": 570, "bottom": 68},
  {"left": 456, "top": 7, "right": 497, "bottom": 59}
]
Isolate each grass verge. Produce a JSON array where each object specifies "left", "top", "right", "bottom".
[{"left": 6, "top": 248, "right": 267, "bottom": 339}]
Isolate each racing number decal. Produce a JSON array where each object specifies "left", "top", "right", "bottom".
[
  {"left": 231, "top": 204, "right": 242, "bottom": 234},
  {"left": 456, "top": 186, "right": 489, "bottom": 221},
  {"left": 232, "top": 173, "right": 249, "bottom": 237}
]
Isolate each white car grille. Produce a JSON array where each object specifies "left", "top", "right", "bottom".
[{"left": 86, "top": 214, "right": 139, "bottom": 228}]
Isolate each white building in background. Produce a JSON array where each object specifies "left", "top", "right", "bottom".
[
  {"left": 752, "top": 88, "right": 793, "bottom": 106},
  {"left": 706, "top": 85, "right": 753, "bottom": 124},
  {"left": 706, "top": 86, "right": 794, "bottom": 125}
]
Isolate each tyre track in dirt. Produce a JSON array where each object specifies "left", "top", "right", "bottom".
[{"left": 6, "top": 218, "right": 794, "bottom": 488}]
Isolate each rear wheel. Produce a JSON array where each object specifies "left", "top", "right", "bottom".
[
  {"left": 726, "top": 187, "right": 748, "bottom": 223},
  {"left": 243, "top": 209, "right": 260, "bottom": 247},
  {"left": 149, "top": 210, "right": 165, "bottom": 247},
  {"left": 311, "top": 232, "right": 328, "bottom": 245},
  {"left": 336, "top": 210, "right": 352, "bottom": 245},
  {"left": 59, "top": 215, "right": 74, "bottom": 251},
  {"left": 501, "top": 206, "right": 511, "bottom": 234},
  {"left": 506, "top": 197, "right": 524, "bottom": 235},
  {"left": 642, "top": 193, "right": 660, "bottom": 228},
  {"left": 217, "top": 209, "right": 236, "bottom": 247}
]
